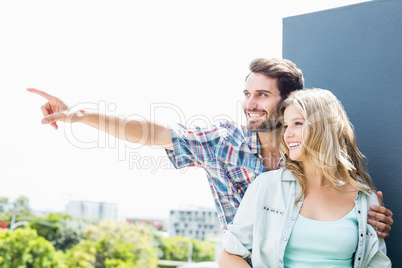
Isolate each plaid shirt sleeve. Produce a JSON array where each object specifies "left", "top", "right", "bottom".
[{"left": 166, "top": 123, "right": 227, "bottom": 169}]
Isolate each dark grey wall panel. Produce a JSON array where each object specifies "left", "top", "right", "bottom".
[{"left": 283, "top": 0, "right": 402, "bottom": 266}]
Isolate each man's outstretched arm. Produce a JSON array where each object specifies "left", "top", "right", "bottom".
[
  {"left": 27, "top": 88, "right": 173, "bottom": 150},
  {"left": 368, "top": 191, "right": 393, "bottom": 239}
]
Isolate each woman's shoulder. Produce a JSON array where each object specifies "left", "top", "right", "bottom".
[
  {"left": 249, "top": 168, "right": 296, "bottom": 192},
  {"left": 255, "top": 167, "right": 294, "bottom": 181}
]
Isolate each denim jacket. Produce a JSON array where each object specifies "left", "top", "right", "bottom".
[{"left": 223, "top": 168, "right": 391, "bottom": 268}]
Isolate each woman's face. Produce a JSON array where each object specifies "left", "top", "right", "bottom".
[{"left": 283, "top": 104, "right": 307, "bottom": 162}]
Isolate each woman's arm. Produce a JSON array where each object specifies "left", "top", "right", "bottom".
[
  {"left": 218, "top": 249, "right": 250, "bottom": 268},
  {"left": 222, "top": 176, "right": 263, "bottom": 263}
]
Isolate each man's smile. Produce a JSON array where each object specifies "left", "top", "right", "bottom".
[{"left": 247, "top": 110, "right": 266, "bottom": 119}]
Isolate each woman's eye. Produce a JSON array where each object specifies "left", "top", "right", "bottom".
[
  {"left": 295, "top": 122, "right": 303, "bottom": 126},
  {"left": 283, "top": 125, "right": 288, "bottom": 129}
]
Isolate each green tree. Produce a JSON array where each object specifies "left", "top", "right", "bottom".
[
  {"left": 0, "top": 227, "right": 64, "bottom": 267},
  {"left": 30, "top": 213, "right": 70, "bottom": 249},
  {"left": 0, "top": 196, "right": 19, "bottom": 224},
  {"left": 0, "top": 197, "right": 9, "bottom": 213},
  {"left": 13, "top": 195, "right": 31, "bottom": 215},
  {"left": 55, "top": 217, "right": 91, "bottom": 251},
  {"left": 31, "top": 213, "right": 99, "bottom": 252},
  {"left": 63, "top": 240, "right": 97, "bottom": 268},
  {"left": 29, "top": 213, "right": 91, "bottom": 252},
  {"left": 158, "top": 236, "right": 215, "bottom": 262},
  {"left": 0, "top": 211, "right": 11, "bottom": 225},
  {"left": 192, "top": 239, "right": 215, "bottom": 262},
  {"left": 0, "top": 196, "right": 34, "bottom": 225},
  {"left": 104, "top": 258, "right": 133, "bottom": 268},
  {"left": 158, "top": 236, "right": 191, "bottom": 262},
  {"left": 65, "top": 220, "right": 158, "bottom": 268}
]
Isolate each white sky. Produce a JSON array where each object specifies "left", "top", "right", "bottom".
[{"left": 0, "top": 0, "right": 371, "bottom": 220}]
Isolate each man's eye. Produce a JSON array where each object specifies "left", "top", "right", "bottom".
[{"left": 244, "top": 93, "right": 250, "bottom": 97}]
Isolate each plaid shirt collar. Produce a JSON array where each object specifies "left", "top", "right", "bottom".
[
  {"left": 245, "top": 129, "right": 261, "bottom": 155},
  {"left": 245, "top": 128, "right": 283, "bottom": 169}
]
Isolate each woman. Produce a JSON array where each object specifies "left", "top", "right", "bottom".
[{"left": 220, "top": 89, "right": 391, "bottom": 267}]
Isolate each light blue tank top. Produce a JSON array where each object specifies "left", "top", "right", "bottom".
[{"left": 284, "top": 207, "right": 358, "bottom": 268}]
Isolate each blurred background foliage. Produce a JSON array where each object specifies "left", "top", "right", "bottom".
[{"left": 0, "top": 196, "right": 215, "bottom": 267}]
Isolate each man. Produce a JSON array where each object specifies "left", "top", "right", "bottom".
[{"left": 28, "top": 58, "right": 393, "bottom": 237}]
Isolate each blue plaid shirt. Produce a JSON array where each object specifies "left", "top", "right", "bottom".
[{"left": 166, "top": 120, "right": 279, "bottom": 229}]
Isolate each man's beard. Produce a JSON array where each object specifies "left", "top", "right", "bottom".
[
  {"left": 247, "top": 118, "right": 281, "bottom": 132},
  {"left": 246, "top": 109, "right": 281, "bottom": 132}
]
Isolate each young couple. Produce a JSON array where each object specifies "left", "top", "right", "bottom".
[{"left": 29, "top": 58, "right": 393, "bottom": 266}]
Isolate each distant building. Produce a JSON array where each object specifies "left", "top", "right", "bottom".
[
  {"left": 65, "top": 201, "right": 117, "bottom": 220},
  {"left": 169, "top": 206, "right": 221, "bottom": 241}
]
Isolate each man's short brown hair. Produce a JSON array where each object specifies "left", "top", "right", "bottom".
[{"left": 247, "top": 58, "right": 304, "bottom": 100}]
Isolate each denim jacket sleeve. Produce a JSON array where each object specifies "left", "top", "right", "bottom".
[
  {"left": 366, "top": 236, "right": 391, "bottom": 267},
  {"left": 223, "top": 176, "right": 261, "bottom": 258}
]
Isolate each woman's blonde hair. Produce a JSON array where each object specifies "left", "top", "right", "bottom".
[{"left": 279, "top": 88, "right": 379, "bottom": 204}]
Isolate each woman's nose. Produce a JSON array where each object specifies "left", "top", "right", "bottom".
[{"left": 284, "top": 127, "right": 294, "bottom": 138}]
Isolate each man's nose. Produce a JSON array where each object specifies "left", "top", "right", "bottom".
[{"left": 245, "top": 96, "right": 258, "bottom": 110}]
